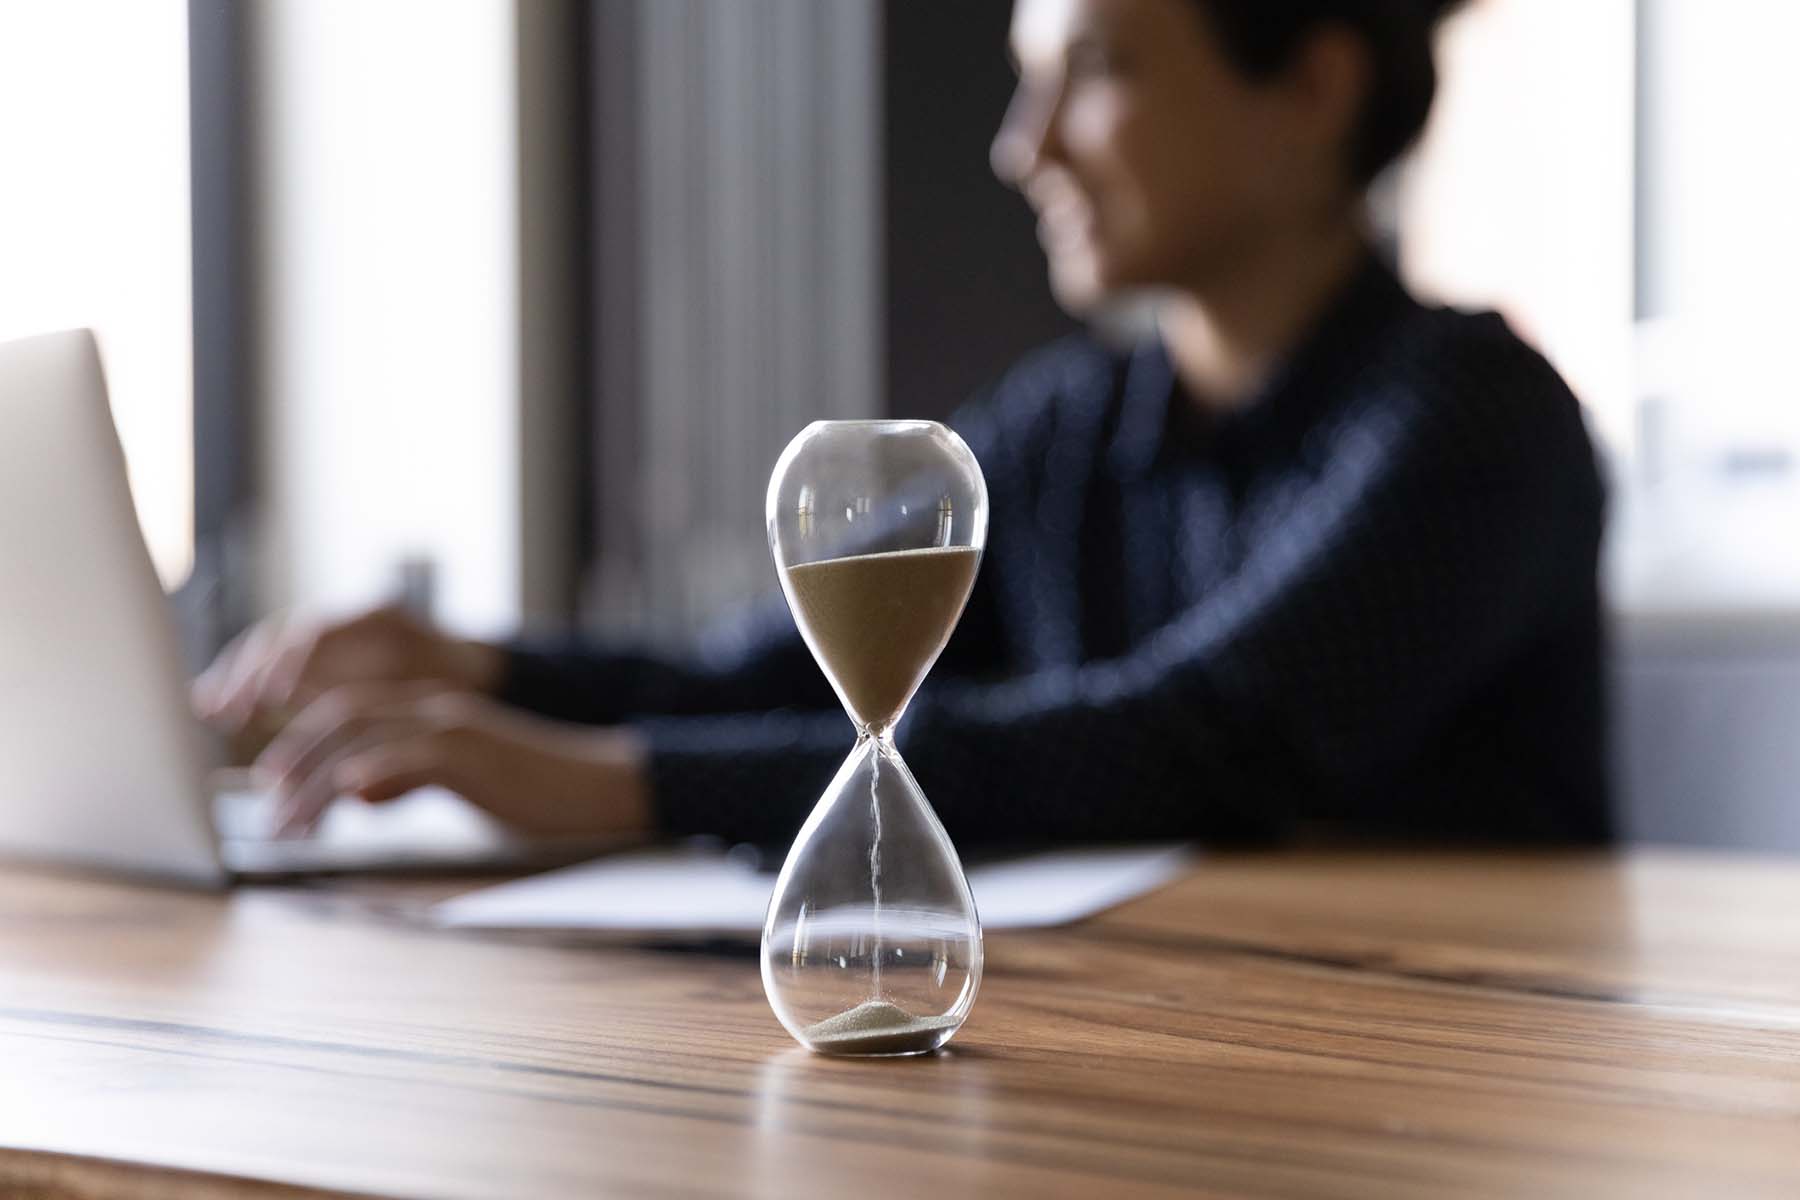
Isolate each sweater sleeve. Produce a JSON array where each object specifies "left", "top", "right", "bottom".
[
  {"left": 644, "top": 329, "right": 1604, "bottom": 848},
  {"left": 495, "top": 592, "right": 830, "bottom": 727}
]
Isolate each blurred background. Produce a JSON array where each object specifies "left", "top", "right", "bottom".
[{"left": 2, "top": 0, "right": 1797, "bottom": 848}]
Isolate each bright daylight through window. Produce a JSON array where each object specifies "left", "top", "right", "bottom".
[{"left": 0, "top": 0, "right": 193, "bottom": 589}]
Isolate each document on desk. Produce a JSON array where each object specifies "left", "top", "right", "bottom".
[{"left": 432, "top": 843, "right": 1194, "bottom": 936}]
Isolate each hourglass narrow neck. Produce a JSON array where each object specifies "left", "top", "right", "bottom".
[{"left": 854, "top": 724, "right": 899, "bottom": 751}]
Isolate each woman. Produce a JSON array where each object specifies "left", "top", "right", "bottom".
[{"left": 197, "top": 0, "right": 1608, "bottom": 846}]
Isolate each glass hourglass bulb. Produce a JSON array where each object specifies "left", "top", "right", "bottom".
[{"left": 761, "top": 420, "right": 988, "bottom": 1056}]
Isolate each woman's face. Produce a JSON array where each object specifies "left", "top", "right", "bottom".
[{"left": 992, "top": 0, "right": 1356, "bottom": 313}]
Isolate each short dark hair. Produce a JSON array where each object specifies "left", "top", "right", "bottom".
[{"left": 1189, "top": 0, "right": 1464, "bottom": 185}]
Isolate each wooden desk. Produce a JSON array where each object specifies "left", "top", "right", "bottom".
[{"left": 2, "top": 850, "right": 1798, "bottom": 1198}]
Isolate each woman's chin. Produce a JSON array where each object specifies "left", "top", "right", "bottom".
[{"left": 1045, "top": 251, "right": 1113, "bottom": 316}]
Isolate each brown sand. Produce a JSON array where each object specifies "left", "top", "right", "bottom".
[
  {"left": 803, "top": 999, "right": 961, "bottom": 1055},
  {"left": 782, "top": 546, "right": 979, "bottom": 731}
]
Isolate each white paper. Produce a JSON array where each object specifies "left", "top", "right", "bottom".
[{"left": 432, "top": 843, "right": 1194, "bottom": 936}]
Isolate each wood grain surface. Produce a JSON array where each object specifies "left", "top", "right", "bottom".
[{"left": 1, "top": 849, "right": 1797, "bottom": 1199}]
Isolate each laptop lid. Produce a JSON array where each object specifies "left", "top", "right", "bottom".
[{"left": 0, "top": 329, "right": 226, "bottom": 886}]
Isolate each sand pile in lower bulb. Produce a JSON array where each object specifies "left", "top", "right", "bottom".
[{"left": 804, "top": 1000, "right": 960, "bottom": 1055}]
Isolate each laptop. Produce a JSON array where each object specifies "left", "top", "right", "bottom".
[{"left": 0, "top": 329, "right": 618, "bottom": 885}]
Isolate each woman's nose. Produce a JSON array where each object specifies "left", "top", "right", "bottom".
[{"left": 990, "top": 82, "right": 1061, "bottom": 188}]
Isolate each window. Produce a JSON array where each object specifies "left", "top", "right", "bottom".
[
  {"left": 1397, "top": 0, "right": 1635, "bottom": 455},
  {"left": 1399, "top": 0, "right": 1800, "bottom": 612},
  {"left": 0, "top": 0, "right": 193, "bottom": 589}
]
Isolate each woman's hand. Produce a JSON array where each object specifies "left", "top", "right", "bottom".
[
  {"left": 193, "top": 606, "right": 506, "bottom": 736},
  {"left": 253, "top": 685, "right": 652, "bottom": 839}
]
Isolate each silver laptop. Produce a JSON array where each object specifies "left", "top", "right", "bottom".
[{"left": 0, "top": 329, "right": 615, "bottom": 885}]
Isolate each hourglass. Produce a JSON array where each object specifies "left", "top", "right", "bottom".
[{"left": 761, "top": 420, "right": 987, "bottom": 1056}]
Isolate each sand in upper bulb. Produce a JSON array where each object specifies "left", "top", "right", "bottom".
[
  {"left": 802, "top": 1000, "right": 962, "bottom": 1055},
  {"left": 780, "top": 545, "right": 980, "bottom": 731}
]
